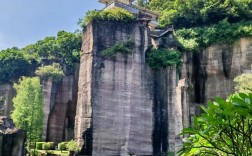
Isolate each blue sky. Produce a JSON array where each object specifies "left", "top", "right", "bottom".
[{"left": 0, "top": 0, "right": 103, "bottom": 50}]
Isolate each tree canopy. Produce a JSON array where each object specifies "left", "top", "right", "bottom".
[
  {"left": 23, "top": 30, "right": 82, "bottom": 67},
  {"left": 11, "top": 77, "right": 43, "bottom": 142},
  {"left": 140, "top": 0, "right": 252, "bottom": 28},
  {"left": 0, "top": 47, "right": 32, "bottom": 83},
  {"left": 0, "top": 30, "right": 81, "bottom": 84}
]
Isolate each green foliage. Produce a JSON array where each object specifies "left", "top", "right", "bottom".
[
  {"left": 234, "top": 66, "right": 252, "bottom": 93},
  {"left": 42, "top": 143, "right": 52, "bottom": 150},
  {"left": 23, "top": 31, "right": 81, "bottom": 67},
  {"left": 29, "top": 149, "right": 39, "bottom": 156},
  {"left": 175, "top": 20, "right": 252, "bottom": 52},
  {"left": 66, "top": 140, "right": 79, "bottom": 152},
  {"left": 82, "top": 8, "right": 135, "bottom": 27},
  {"left": 179, "top": 93, "right": 252, "bottom": 155},
  {"left": 145, "top": 0, "right": 252, "bottom": 28},
  {"left": 36, "top": 142, "right": 45, "bottom": 150},
  {"left": 47, "top": 142, "right": 55, "bottom": 150},
  {"left": 11, "top": 77, "right": 43, "bottom": 142},
  {"left": 35, "top": 63, "right": 64, "bottom": 81},
  {"left": 58, "top": 142, "right": 67, "bottom": 151},
  {"left": 102, "top": 40, "right": 134, "bottom": 60},
  {"left": 0, "top": 47, "right": 31, "bottom": 83},
  {"left": 146, "top": 48, "right": 181, "bottom": 69}
]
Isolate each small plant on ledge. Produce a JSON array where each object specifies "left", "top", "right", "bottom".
[
  {"left": 146, "top": 48, "right": 181, "bottom": 69},
  {"left": 102, "top": 39, "right": 134, "bottom": 60}
]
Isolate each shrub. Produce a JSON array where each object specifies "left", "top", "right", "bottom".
[
  {"left": 102, "top": 39, "right": 134, "bottom": 60},
  {"left": 47, "top": 142, "right": 54, "bottom": 150},
  {"left": 58, "top": 142, "right": 67, "bottom": 151},
  {"left": 29, "top": 149, "right": 39, "bottom": 156},
  {"left": 42, "top": 143, "right": 50, "bottom": 150},
  {"left": 35, "top": 63, "right": 64, "bottom": 81},
  {"left": 146, "top": 48, "right": 181, "bottom": 69},
  {"left": 28, "top": 142, "right": 36, "bottom": 149},
  {"left": 66, "top": 140, "right": 79, "bottom": 152},
  {"left": 82, "top": 8, "right": 135, "bottom": 27},
  {"left": 36, "top": 142, "right": 45, "bottom": 150}
]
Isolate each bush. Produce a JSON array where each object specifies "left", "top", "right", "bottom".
[
  {"left": 82, "top": 8, "right": 135, "bottom": 27},
  {"left": 35, "top": 63, "right": 64, "bottom": 81},
  {"left": 36, "top": 142, "right": 46, "bottom": 150},
  {"left": 47, "top": 142, "right": 54, "bottom": 150},
  {"left": 66, "top": 140, "right": 79, "bottom": 152},
  {"left": 29, "top": 149, "right": 39, "bottom": 156},
  {"left": 58, "top": 142, "right": 67, "bottom": 151},
  {"left": 42, "top": 143, "right": 50, "bottom": 150},
  {"left": 102, "top": 39, "right": 134, "bottom": 60},
  {"left": 28, "top": 142, "right": 36, "bottom": 149},
  {"left": 146, "top": 48, "right": 181, "bottom": 69}
]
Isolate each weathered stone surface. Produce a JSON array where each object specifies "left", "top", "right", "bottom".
[
  {"left": 0, "top": 116, "right": 25, "bottom": 156},
  {"left": 75, "top": 21, "right": 183, "bottom": 155},
  {"left": 0, "top": 84, "right": 15, "bottom": 116},
  {"left": 181, "top": 38, "right": 252, "bottom": 106},
  {"left": 75, "top": 19, "right": 252, "bottom": 155},
  {"left": 42, "top": 64, "right": 79, "bottom": 143}
]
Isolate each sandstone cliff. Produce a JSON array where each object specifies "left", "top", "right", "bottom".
[
  {"left": 75, "top": 20, "right": 181, "bottom": 155},
  {"left": 42, "top": 65, "right": 79, "bottom": 143},
  {"left": 75, "top": 20, "right": 252, "bottom": 155}
]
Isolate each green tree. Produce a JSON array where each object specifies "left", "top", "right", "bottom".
[
  {"left": 144, "top": 0, "right": 252, "bottom": 28},
  {"left": 35, "top": 63, "right": 64, "bottom": 81},
  {"left": 179, "top": 93, "right": 252, "bottom": 155},
  {"left": 11, "top": 77, "right": 43, "bottom": 142},
  {"left": 234, "top": 66, "right": 252, "bottom": 93},
  {"left": 0, "top": 47, "right": 31, "bottom": 83},
  {"left": 23, "top": 31, "right": 81, "bottom": 67}
]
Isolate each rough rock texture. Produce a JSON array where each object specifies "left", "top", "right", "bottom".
[
  {"left": 0, "top": 116, "right": 25, "bottom": 156},
  {"left": 0, "top": 84, "right": 15, "bottom": 116},
  {"left": 75, "top": 19, "right": 252, "bottom": 155},
  {"left": 75, "top": 21, "right": 181, "bottom": 155},
  {"left": 181, "top": 38, "right": 252, "bottom": 118},
  {"left": 42, "top": 65, "right": 79, "bottom": 143}
]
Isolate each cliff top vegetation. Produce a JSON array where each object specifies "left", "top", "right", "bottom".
[
  {"left": 0, "top": 31, "right": 81, "bottom": 84},
  {"left": 137, "top": 0, "right": 252, "bottom": 52},
  {"left": 136, "top": 0, "right": 252, "bottom": 28},
  {"left": 81, "top": 8, "right": 135, "bottom": 27}
]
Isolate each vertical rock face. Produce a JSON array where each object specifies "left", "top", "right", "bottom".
[
  {"left": 75, "top": 21, "right": 181, "bottom": 155},
  {"left": 184, "top": 39, "right": 252, "bottom": 95},
  {"left": 42, "top": 65, "right": 79, "bottom": 143},
  {"left": 0, "top": 84, "right": 15, "bottom": 117},
  {"left": 0, "top": 116, "right": 25, "bottom": 156},
  {"left": 75, "top": 19, "right": 252, "bottom": 155},
  {"left": 181, "top": 38, "right": 252, "bottom": 121}
]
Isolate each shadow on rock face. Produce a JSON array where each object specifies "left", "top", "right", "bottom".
[{"left": 0, "top": 116, "right": 25, "bottom": 156}]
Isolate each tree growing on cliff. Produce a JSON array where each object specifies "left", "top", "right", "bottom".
[
  {"left": 179, "top": 93, "right": 252, "bottom": 155},
  {"left": 11, "top": 77, "right": 43, "bottom": 142}
]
